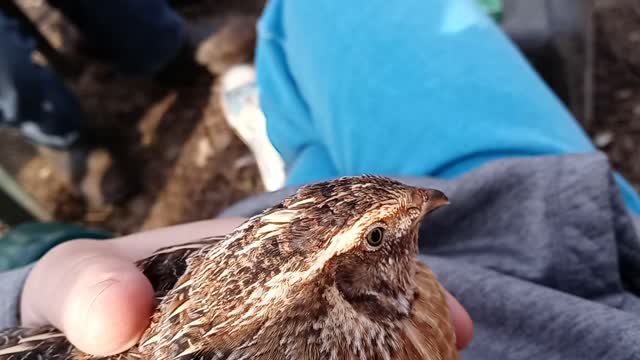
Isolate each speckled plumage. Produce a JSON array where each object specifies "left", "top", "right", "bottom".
[{"left": 0, "top": 176, "right": 458, "bottom": 360}]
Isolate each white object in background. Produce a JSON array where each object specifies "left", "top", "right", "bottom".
[{"left": 221, "top": 65, "right": 286, "bottom": 192}]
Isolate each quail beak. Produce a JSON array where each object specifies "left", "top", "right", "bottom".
[
  {"left": 409, "top": 188, "right": 449, "bottom": 228},
  {"left": 423, "top": 189, "right": 449, "bottom": 214}
]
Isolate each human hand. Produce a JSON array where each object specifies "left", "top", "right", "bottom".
[{"left": 20, "top": 218, "right": 472, "bottom": 356}]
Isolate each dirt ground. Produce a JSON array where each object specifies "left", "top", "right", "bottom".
[
  {"left": 1, "top": 0, "right": 265, "bottom": 234},
  {"left": 591, "top": 0, "right": 640, "bottom": 187},
  {"left": 2, "top": 0, "right": 640, "bottom": 235}
]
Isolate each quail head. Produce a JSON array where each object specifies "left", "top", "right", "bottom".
[{"left": 0, "top": 175, "right": 458, "bottom": 359}]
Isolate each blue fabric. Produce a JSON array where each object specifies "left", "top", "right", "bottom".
[
  {"left": 0, "top": 13, "right": 84, "bottom": 148},
  {"left": 255, "top": 0, "right": 640, "bottom": 214}
]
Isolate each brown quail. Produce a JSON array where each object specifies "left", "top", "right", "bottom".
[{"left": 0, "top": 175, "right": 458, "bottom": 359}]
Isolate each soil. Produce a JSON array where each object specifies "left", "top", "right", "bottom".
[
  {"left": 591, "top": 0, "right": 640, "bottom": 187},
  {"left": 2, "top": 0, "right": 640, "bottom": 235},
  {"left": 1, "top": 0, "right": 265, "bottom": 235}
]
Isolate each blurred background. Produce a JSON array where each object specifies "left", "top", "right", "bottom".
[{"left": 0, "top": 0, "right": 639, "bottom": 238}]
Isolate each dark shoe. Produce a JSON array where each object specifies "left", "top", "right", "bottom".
[{"left": 153, "top": 41, "right": 209, "bottom": 86}]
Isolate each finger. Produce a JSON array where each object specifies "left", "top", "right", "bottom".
[
  {"left": 110, "top": 218, "right": 247, "bottom": 260},
  {"left": 445, "top": 291, "right": 473, "bottom": 349},
  {"left": 21, "top": 242, "right": 154, "bottom": 356},
  {"left": 20, "top": 218, "right": 247, "bottom": 356},
  {"left": 61, "top": 256, "right": 155, "bottom": 355}
]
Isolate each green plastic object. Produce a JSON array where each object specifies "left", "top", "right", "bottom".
[
  {"left": 477, "top": 0, "right": 503, "bottom": 21},
  {"left": 0, "top": 222, "right": 111, "bottom": 271}
]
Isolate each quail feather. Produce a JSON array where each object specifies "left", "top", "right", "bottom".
[{"left": 0, "top": 175, "right": 457, "bottom": 360}]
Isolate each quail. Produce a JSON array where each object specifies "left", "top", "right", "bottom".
[{"left": 0, "top": 175, "right": 458, "bottom": 359}]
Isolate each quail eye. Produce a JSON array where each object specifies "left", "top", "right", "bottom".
[{"left": 366, "top": 226, "right": 385, "bottom": 247}]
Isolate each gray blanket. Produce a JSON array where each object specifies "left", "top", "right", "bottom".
[{"left": 3, "top": 152, "right": 640, "bottom": 359}]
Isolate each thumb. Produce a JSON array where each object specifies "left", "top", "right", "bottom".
[
  {"left": 21, "top": 240, "right": 154, "bottom": 356},
  {"left": 445, "top": 291, "right": 473, "bottom": 350}
]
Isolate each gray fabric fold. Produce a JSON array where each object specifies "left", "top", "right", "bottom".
[{"left": 223, "top": 152, "right": 640, "bottom": 360}]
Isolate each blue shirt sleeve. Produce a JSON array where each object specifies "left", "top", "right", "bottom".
[{"left": 0, "top": 265, "right": 32, "bottom": 329}]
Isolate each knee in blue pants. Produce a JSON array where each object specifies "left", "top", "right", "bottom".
[{"left": 255, "top": 0, "right": 640, "bottom": 215}]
